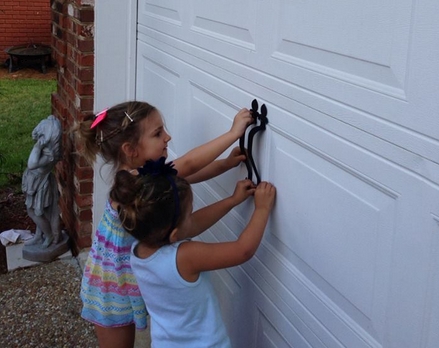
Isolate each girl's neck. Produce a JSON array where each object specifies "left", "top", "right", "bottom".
[
  {"left": 135, "top": 241, "right": 159, "bottom": 259},
  {"left": 118, "top": 165, "right": 139, "bottom": 175},
  {"left": 119, "top": 164, "right": 135, "bottom": 171}
]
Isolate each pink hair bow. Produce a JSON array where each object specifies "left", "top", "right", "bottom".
[{"left": 90, "top": 108, "right": 108, "bottom": 129}]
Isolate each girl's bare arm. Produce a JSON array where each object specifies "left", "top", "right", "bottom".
[
  {"left": 185, "top": 147, "right": 245, "bottom": 184},
  {"left": 173, "top": 109, "right": 252, "bottom": 178},
  {"left": 177, "top": 182, "right": 276, "bottom": 281},
  {"left": 185, "top": 179, "right": 255, "bottom": 238}
]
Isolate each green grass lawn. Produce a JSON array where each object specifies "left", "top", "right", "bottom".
[{"left": 0, "top": 78, "right": 56, "bottom": 188}]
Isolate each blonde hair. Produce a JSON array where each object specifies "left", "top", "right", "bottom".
[{"left": 74, "top": 101, "right": 157, "bottom": 170}]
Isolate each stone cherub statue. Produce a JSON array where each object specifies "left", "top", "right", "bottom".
[{"left": 22, "top": 115, "right": 62, "bottom": 249}]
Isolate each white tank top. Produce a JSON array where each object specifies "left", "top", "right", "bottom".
[{"left": 131, "top": 240, "right": 232, "bottom": 348}]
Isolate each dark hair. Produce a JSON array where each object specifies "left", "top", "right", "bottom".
[
  {"left": 74, "top": 101, "right": 158, "bottom": 170},
  {"left": 110, "top": 170, "right": 192, "bottom": 248}
]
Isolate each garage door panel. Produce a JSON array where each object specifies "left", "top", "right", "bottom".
[
  {"left": 211, "top": 274, "right": 254, "bottom": 348},
  {"left": 135, "top": 1, "right": 439, "bottom": 347},
  {"left": 196, "top": 183, "right": 372, "bottom": 347},
  {"left": 217, "top": 262, "right": 324, "bottom": 348},
  {"left": 277, "top": 96, "right": 439, "bottom": 180},
  {"left": 137, "top": 40, "right": 248, "bottom": 159},
  {"left": 139, "top": 0, "right": 439, "bottom": 158},
  {"left": 269, "top": 100, "right": 439, "bottom": 186},
  {"left": 254, "top": 305, "right": 314, "bottom": 348},
  {"left": 136, "top": 60, "right": 179, "bottom": 111},
  {"left": 198, "top": 164, "right": 394, "bottom": 348},
  {"left": 265, "top": 53, "right": 437, "bottom": 145},
  {"left": 136, "top": 44, "right": 182, "bottom": 157},
  {"left": 136, "top": 34, "right": 420, "bottom": 347},
  {"left": 138, "top": 0, "right": 257, "bottom": 53},
  {"left": 191, "top": 0, "right": 256, "bottom": 50},
  {"left": 270, "top": 131, "right": 395, "bottom": 318},
  {"left": 140, "top": 0, "right": 410, "bottom": 108},
  {"left": 185, "top": 83, "right": 238, "bottom": 150},
  {"left": 424, "top": 212, "right": 439, "bottom": 348},
  {"left": 250, "top": 242, "right": 383, "bottom": 348},
  {"left": 280, "top": 1, "right": 393, "bottom": 64},
  {"left": 226, "top": 248, "right": 382, "bottom": 348},
  {"left": 243, "top": 257, "right": 338, "bottom": 348},
  {"left": 382, "top": 192, "right": 439, "bottom": 348},
  {"left": 276, "top": 0, "right": 411, "bottom": 97},
  {"left": 138, "top": 29, "right": 439, "bottom": 183},
  {"left": 139, "top": 35, "right": 439, "bottom": 190},
  {"left": 138, "top": 0, "right": 181, "bottom": 25}
]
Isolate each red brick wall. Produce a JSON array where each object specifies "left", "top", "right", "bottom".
[
  {"left": 0, "top": 0, "right": 52, "bottom": 62},
  {"left": 51, "top": 0, "right": 94, "bottom": 251}
]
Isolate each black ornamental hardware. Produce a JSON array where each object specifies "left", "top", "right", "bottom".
[{"left": 239, "top": 99, "right": 269, "bottom": 184}]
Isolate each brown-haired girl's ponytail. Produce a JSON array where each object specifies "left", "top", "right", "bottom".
[
  {"left": 110, "top": 160, "right": 192, "bottom": 247},
  {"left": 72, "top": 114, "right": 100, "bottom": 165}
]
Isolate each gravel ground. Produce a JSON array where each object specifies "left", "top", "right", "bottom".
[{"left": 0, "top": 258, "right": 98, "bottom": 348}]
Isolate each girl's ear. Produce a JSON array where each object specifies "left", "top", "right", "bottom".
[
  {"left": 121, "top": 142, "right": 137, "bottom": 158},
  {"left": 169, "top": 228, "right": 179, "bottom": 243}
]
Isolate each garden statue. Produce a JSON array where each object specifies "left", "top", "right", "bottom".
[{"left": 21, "top": 115, "right": 69, "bottom": 262}]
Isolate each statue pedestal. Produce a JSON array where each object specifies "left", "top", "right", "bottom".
[{"left": 22, "top": 231, "right": 70, "bottom": 262}]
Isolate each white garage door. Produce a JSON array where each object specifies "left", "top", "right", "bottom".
[{"left": 135, "top": 1, "right": 439, "bottom": 347}]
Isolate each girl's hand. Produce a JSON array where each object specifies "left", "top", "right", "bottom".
[
  {"left": 254, "top": 182, "right": 276, "bottom": 212},
  {"left": 231, "top": 179, "right": 256, "bottom": 205},
  {"left": 224, "top": 146, "right": 246, "bottom": 169},
  {"left": 230, "top": 108, "right": 253, "bottom": 138}
]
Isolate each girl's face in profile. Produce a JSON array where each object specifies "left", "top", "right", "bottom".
[{"left": 135, "top": 111, "right": 172, "bottom": 167}]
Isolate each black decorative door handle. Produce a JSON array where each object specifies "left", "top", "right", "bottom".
[{"left": 240, "top": 99, "right": 269, "bottom": 184}]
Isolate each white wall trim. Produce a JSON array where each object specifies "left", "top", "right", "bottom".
[{"left": 93, "top": 0, "right": 137, "bottom": 231}]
